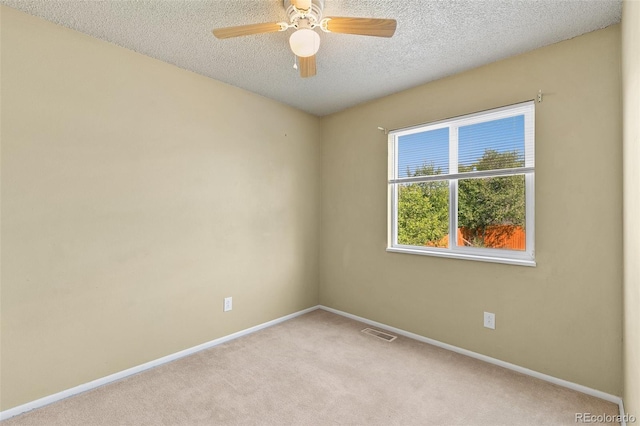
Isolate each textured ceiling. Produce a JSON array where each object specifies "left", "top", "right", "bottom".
[{"left": 1, "top": 0, "right": 622, "bottom": 116}]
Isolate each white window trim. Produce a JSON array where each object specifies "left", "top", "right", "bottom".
[{"left": 387, "top": 101, "right": 536, "bottom": 267}]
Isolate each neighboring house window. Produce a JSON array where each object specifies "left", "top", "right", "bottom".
[{"left": 387, "top": 101, "right": 535, "bottom": 266}]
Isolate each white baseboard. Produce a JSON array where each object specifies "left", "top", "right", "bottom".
[
  {"left": 0, "top": 305, "right": 320, "bottom": 421},
  {"left": 2, "top": 304, "right": 628, "bottom": 423},
  {"left": 319, "top": 305, "right": 626, "bottom": 415},
  {"left": 619, "top": 399, "right": 628, "bottom": 426}
]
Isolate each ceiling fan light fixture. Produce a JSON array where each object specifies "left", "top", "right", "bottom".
[{"left": 289, "top": 28, "right": 320, "bottom": 58}]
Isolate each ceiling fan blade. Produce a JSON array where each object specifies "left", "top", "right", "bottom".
[
  {"left": 298, "top": 55, "right": 316, "bottom": 78},
  {"left": 212, "top": 22, "right": 283, "bottom": 39},
  {"left": 324, "top": 17, "right": 397, "bottom": 37}
]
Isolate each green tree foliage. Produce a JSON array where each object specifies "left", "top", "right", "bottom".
[
  {"left": 457, "top": 150, "right": 525, "bottom": 247},
  {"left": 397, "top": 164, "right": 448, "bottom": 246},
  {"left": 397, "top": 150, "right": 525, "bottom": 247}
]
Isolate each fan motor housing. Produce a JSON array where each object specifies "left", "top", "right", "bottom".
[
  {"left": 283, "top": 0, "right": 324, "bottom": 10},
  {"left": 284, "top": 0, "right": 324, "bottom": 27}
]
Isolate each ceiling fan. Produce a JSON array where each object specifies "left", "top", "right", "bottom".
[{"left": 211, "top": 0, "right": 397, "bottom": 78}]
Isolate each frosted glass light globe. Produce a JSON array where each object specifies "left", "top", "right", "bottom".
[{"left": 289, "top": 29, "right": 320, "bottom": 58}]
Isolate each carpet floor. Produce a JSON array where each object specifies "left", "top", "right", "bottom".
[{"left": 2, "top": 309, "right": 620, "bottom": 425}]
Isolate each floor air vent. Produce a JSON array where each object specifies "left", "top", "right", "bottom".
[{"left": 361, "top": 328, "right": 397, "bottom": 342}]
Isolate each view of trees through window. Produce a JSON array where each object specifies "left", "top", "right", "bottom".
[
  {"left": 390, "top": 103, "right": 534, "bottom": 263},
  {"left": 397, "top": 149, "right": 526, "bottom": 250}
]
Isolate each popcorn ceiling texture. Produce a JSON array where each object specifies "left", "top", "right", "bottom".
[{"left": 0, "top": 0, "right": 621, "bottom": 116}]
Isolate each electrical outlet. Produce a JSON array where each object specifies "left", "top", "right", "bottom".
[
  {"left": 483, "top": 312, "right": 495, "bottom": 330},
  {"left": 224, "top": 297, "right": 232, "bottom": 312}
]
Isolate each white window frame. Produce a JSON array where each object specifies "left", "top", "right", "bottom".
[{"left": 387, "top": 101, "right": 535, "bottom": 267}]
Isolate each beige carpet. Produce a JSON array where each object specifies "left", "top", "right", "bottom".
[{"left": 2, "top": 309, "right": 619, "bottom": 425}]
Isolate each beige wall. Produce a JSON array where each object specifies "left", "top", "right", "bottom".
[
  {"left": 0, "top": 6, "right": 320, "bottom": 410},
  {"left": 320, "top": 26, "right": 623, "bottom": 395},
  {"left": 623, "top": 0, "right": 640, "bottom": 417}
]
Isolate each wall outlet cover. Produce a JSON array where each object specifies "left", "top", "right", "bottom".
[{"left": 484, "top": 312, "right": 496, "bottom": 330}]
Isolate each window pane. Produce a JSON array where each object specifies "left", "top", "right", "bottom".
[
  {"left": 397, "top": 128, "right": 449, "bottom": 178},
  {"left": 397, "top": 181, "right": 449, "bottom": 247},
  {"left": 457, "top": 175, "right": 526, "bottom": 251},
  {"left": 459, "top": 115, "right": 525, "bottom": 172}
]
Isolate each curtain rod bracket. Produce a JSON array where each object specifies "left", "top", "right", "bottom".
[
  {"left": 377, "top": 126, "right": 388, "bottom": 135},
  {"left": 537, "top": 90, "right": 543, "bottom": 103}
]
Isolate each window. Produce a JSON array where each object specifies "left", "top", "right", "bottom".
[{"left": 387, "top": 101, "right": 535, "bottom": 266}]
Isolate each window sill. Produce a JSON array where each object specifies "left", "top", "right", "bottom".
[{"left": 386, "top": 246, "right": 536, "bottom": 267}]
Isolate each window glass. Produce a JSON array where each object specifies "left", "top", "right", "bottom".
[
  {"left": 397, "top": 128, "right": 449, "bottom": 177},
  {"left": 457, "top": 175, "right": 526, "bottom": 251},
  {"left": 397, "top": 181, "right": 449, "bottom": 247},
  {"left": 458, "top": 116, "right": 525, "bottom": 172}
]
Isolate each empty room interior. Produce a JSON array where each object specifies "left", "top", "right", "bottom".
[{"left": 1, "top": 0, "right": 639, "bottom": 424}]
